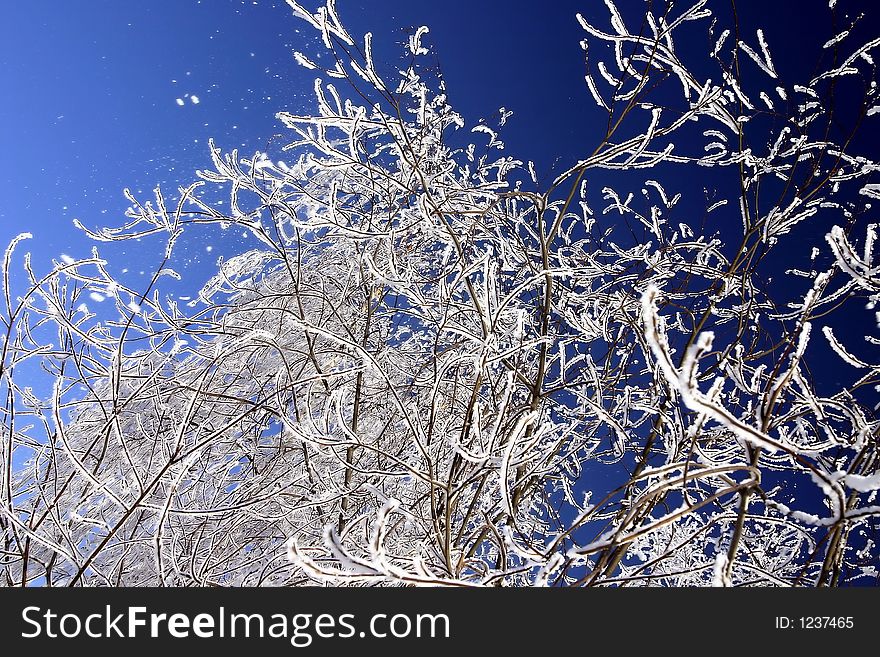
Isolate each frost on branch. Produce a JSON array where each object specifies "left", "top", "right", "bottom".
[{"left": 1, "top": 0, "right": 878, "bottom": 587}]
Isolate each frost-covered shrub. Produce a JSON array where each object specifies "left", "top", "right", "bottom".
[{"left": 1, "top": 0, "right": 878, "bottom": 586}]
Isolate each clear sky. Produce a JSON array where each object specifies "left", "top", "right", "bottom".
[
  {"left": 1, "top": 0, "right": 877, "bottom": 367},
  {"left": 0, "top": 0, "right": 609, "bottom": 304}
]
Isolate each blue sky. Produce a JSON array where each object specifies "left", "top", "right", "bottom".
[
  {"left": 1, "top": 1, "right": 313, "bottom": 294},
  {"left": 1, "top": 0, "right": 608, "bottom": 304},
  {"left": 1, "top": 0, "right": 877, "bottom": 364}
]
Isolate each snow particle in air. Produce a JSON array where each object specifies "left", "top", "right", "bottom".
[
  {"left": 176, "top": 98, "right": 185, "bottom": 106},
  {"left": 190, "top": 95, "right": 200, "bottom": 104}
]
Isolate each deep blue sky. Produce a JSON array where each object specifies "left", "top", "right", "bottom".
[
  {"left": 0, "top": 0, "right": 603, "bottom": 269},
  {"left": 1, "top": 1, "right": 876, "bottom": 322}
]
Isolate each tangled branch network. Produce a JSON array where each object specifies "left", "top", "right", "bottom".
[{"left": 2, "top": 0, "right": 879, "bottom": 586}]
